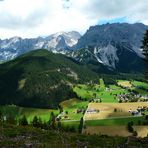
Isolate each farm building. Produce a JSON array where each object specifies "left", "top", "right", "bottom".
[
  {"left": 86, "top": 109, "right": 99, "bottom": 114},
  {"left": 129, "top": 109, "right": 141, "bottom": 116}
]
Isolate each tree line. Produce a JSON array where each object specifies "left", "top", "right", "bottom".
[{"left": 0, "top": 111, "right": 84, "bottom": 134}]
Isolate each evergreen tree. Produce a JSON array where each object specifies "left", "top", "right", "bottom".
[
  {"left": 19, "top": 115, "right": 28, "bottom": 126},
  {"left": 57, "top": 121, "right": 62, "bottom": 130},
  {"left": 133, "top": 131, "right": 138, "bottom": 137},
  {"left": 78, "top": 117, "right": 84, "bottom": 134},
  {"left": 142, "top": 30, "right": 148, "bottom": 78},
  {"left": 127, "top": 122, "right": 134, "bottom": 133},
  {"left": 0, "top": 111, "right": 2, "bottom": 122},
  {"left": 142, "top": 30, "right": 148, "bottom": 61},
  {"left": 100, "top": 99, "right": 102, "bottom": 103},
  {"left": 38, "top": 117, "right": 42, "bottom": 127},
  {"left": 49, "top": 112, "right": 56, "bottom": 129},
  {"left": 58, "top": 105, "right": 63, "bottom": 113},
  {"left": 32, "top": 116, "right": 39, "bottom": 127},
  {"left": 42, "top": 121, "right": 48, "bottom": 130},
  {"left": 7, "top": 115, "right": 16, "bottom": 125},
  {"left": 48, "top": 112, "right": 54, "bottom": 124}
]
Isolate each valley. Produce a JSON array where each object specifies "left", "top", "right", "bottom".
[
  {"left": 1, "top": 78, "right": 148, "bottom": 138},
  {"left": 1, "top": 0, "right": 148, "bottom": 146},
  {"left": 0, "top": 23, "right": 148, "bottom": 147}
]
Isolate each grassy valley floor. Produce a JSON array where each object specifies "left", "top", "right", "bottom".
[{"left": 0, "top": 78, "right": 148, "bottom": 147}]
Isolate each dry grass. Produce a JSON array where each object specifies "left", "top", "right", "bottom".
[
  {"left": 84, "top": 102, "right": 148, "bottom": 120},
  {"left": 83, "top": 126, "right": 148, "bottom": 137},
  {"left": 18, "top": 79, "right": 26, "bottom": 90},
  {"left": 117, "top": 81, "right": 132, "bottom": 88},
  {"left": 134, "top": 126, "right": 148, "bottom": 137},
  {"left": 83, "top": 126, "right": 132, "bottom": 137},
  {"left": 60, "top": 98, "right": 80, "bottom": 108}
]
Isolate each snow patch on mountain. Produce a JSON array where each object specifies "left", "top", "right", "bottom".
[
  {"left": 131, "top": 46, "right": 144, "bottom": 58},
  {"left": 94, "top": 47, "right": 103, "bottom": 63},
  {"left": 0, "top": 31, "right": 81, "bottom": 61},
  {"left": 0, "top": 51, "right": 18, "bottom": 61},
  {"left": 34, "top": 42, "right": 45, "bottom": 49}
]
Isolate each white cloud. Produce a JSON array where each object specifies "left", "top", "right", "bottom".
[{"left": 0, "top": 0, "right": 148, "bottom": 39}]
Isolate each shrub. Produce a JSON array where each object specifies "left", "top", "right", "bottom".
[
  {"left": 78, "top": 117, "right": 83, "bottom": 134},
  {"left": 19, "top": 115, "right": 28, "bottom": 126},
  {"left": 133, "top": 131, "right": 138, "bottom": 136},
  {"left": 114, "top": 108, "right": 117, "bottom": 112},
  {"left": 127, "top": 122, "right": 134, "bottom": 133}
]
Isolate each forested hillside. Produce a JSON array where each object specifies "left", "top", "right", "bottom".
[{"left": 0, "top": 49, "right": 98, "bottom": 108}]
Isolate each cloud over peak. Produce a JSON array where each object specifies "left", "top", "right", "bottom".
[{"left": 0, "top": 0, "right": 148, "bottom": 39}]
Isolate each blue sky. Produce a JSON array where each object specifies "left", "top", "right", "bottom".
[
  {"left": 0, "top": 0, "right": 148, "bottom": 39},
  {"left": 99, "top": 17, "right": 128, "bottom": 25}
]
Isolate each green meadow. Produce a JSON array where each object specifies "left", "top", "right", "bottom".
[
  {"left": 132, "top": 80, "right": 148, "bottom": 95},
  {"left": 73, "top": 79, "right": 128, "bottom": 103},
  {"left": 85, "top": 116, "right": 145, "bottom": 126},
  {"left": 0, "top": 105, "right": 58, "bottom": 123},
  {"left": 60, "top": 98, "right": 89, "bottom": 120}
]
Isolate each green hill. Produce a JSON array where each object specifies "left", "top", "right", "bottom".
[{"left": 0, "top": 49, "right": 98, "bottom": 108}]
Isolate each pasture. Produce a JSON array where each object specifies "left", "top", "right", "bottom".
[
  {"left": 132, "top": 80, "right": 148, "bottom": 95},
  {"left": 73, "top": 79, "right": 129, "bottom": 103},
  {"left": 0, "top": 79, "right": 147, "bottom": 138},
  {"left": 117, "top": 80, "right": 132, "bottom": 88},
  {"left": 117, "top": 80, "right": 148, "bottom": 95},
  {"left": 84, "top": 126, "right": 148, "bottom": 137},
  {"left": 84, "top": 102, "right": 148, "bottom": 120},
  {"left": 60, "top": 98, "right": 88, "bottom": 120},
  {"left": 0, "top": 105, "right": 58, "bottom": 122},
  {"left": 132, "top": 81, "right": 148, "bottom": 89},
  {"left": 85, "top": 116, "right": 144, "bottom": 126}
]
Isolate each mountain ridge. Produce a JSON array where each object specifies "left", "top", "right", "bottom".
[
  {"left": 70, "top": 23, "right": 148, "bottom": 72},
  {"left": 0, "top": 23, "right": 148, "bottom": 73},
  {"left": 0, "top": 31, "right": 81, "bottom": 61}
]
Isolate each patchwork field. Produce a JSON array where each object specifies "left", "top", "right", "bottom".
[
  {"left": 73, "top": 79, "right": 129, "bottom": 103},
  {"left": 117, "top": 80, "right": 148, "bottom": 96},
  {"left": 132, "top": 81, "right": 148, "bottom": 89},
  {"left": 117, "top": 80, "right": 132, "bottom": 88},
  {"left": 84, "top": 102, "right": 148, "bottom": 120},
  {"left": 132, "top": 81, "right": 148, "bottom": 95},
  {"left": 84, "top": 126, "right": 148, "bottom": 137},
  {"left": 60, "top": 98, "right": 88, "bottom": 120},
  {"left": 0, "top": 79, "right": 148, "bottom": 138}
]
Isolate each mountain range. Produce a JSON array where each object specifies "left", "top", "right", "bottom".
[
  {"left": 0, "top": 31, "right": 81, "bottom": 61},
  {"left": 0, "top": 23, "right": 148, "bottom": 73}
]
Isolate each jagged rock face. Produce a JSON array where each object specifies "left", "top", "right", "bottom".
[
  {"left": 0, "top": 31, "right": 81, "bottom": 61},
  {"left": 75, "top": 23, "right": 147, "bottom": 49},
  {"left": 71, "top": 23, "right": 148, "bottom": 72}
]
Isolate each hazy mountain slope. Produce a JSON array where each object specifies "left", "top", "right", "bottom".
[
  {"left": 0, "top": 49, "right": 98, "bottom": 108},
  {"left": 0, "top": 31, "right": 81, "bottom": 61}
]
